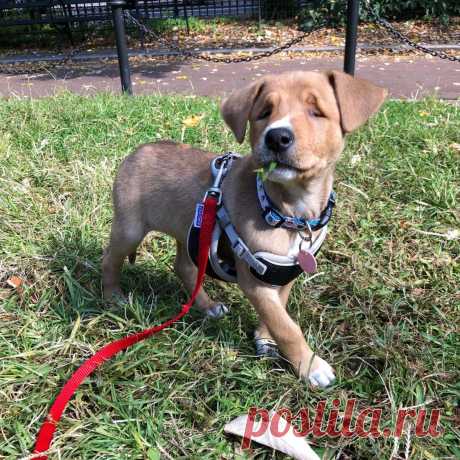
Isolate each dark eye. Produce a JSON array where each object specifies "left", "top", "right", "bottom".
[
  {"left": 309, "top": 108, "right": 324, "bottom": 118},
  {"left": 258, "top": 107, "right": 272, "bottom": 120}
]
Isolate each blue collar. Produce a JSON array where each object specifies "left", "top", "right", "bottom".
[{"left": 256, "top": 174, "right": 336, "bottom": 232}]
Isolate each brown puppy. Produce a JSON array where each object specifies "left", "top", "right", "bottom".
[{"left": 102, "top": 70, "right": 387, "bottom": 387}]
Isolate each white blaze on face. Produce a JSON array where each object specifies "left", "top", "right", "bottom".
[{"left": 263, "top": 115, "right": 292, "bottom": 137}]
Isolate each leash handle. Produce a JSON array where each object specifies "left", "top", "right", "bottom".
[{"left": 33, "top": 195, "right": 218, "bottom": 459}]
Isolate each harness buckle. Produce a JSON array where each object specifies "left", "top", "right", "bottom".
[
  {"left": 232, "top": 240, "right": 267, "bottom": 275},
  {"left": 263, "top": 208, "right": 286, "bottom": 228}
]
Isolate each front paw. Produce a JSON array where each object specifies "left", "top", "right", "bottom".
[
  {"left": 103, "top": 286, "right": 127, "bottom": 304},
  {"left": 306, "top": 356, "right": 336, "bottom": 388}
]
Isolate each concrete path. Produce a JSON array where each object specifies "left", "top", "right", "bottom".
[{"left": 1, "top": 54, "right": 459, "bottom": 99}]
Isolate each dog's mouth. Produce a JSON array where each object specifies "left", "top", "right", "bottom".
[
  {"left": 256, "top": 160, "right": 303, "bottom": 183},
  {"left": 256, "top": 144, "right": 311, "bottom": 178},
  {"left": 261, "top": 159, "right": 303, "bottom": 173}
]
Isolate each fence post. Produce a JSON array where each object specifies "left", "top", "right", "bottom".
[
  {"left": 110, "top": 0, "right": 133, "bottom": 95},
  {"left": 344, "top": 0, "right": 359, "bottom": 75}
]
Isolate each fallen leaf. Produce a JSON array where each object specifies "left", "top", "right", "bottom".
[
  {"left": 176, "top": 75, "right": 188, "bottom": 80},
  {"left": 224, "top": 411, "right": 320, "bottom": 460},
  {"left": 182, "top": 114, "right": 204, "bottom": 128},
  {"left": 399, "top": 220, "right": 410, "bottom": 229},
  {"left": 6, "top": 275, "right": 23, "bottom": 290},
  {"left": 6, "top": 275, "right": 24, "bottom": 298}
]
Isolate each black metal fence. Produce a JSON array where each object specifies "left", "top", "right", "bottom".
[
  {"left": 138, "top": 1, "right": 312, "bottom": 19},
  {"left": 0, "top": 0, "right": 312, "bottom": 30}
]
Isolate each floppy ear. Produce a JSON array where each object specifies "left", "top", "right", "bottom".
[
  {"left": 220, "top": 80, "right": 265, "bottom": 143},
  {"left": 328, "top": 70, "right": 388, "bottom": 133}
]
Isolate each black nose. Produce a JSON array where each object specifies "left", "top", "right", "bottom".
[{"left": 265, "top": 128, "right": 294, "bottom": 153}]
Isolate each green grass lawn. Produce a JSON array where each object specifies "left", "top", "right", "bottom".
[{"left": 0, "top": 94, "right": 459, "bottom": 460}]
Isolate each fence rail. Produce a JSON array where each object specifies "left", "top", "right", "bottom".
[{"left": 0, "top": 0, "right": 312, "bottom": 29}]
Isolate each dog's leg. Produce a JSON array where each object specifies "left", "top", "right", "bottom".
[
  {"left": 102, "top": 220, "right": 145, "bottom": 300},
  {"left": 239, "top": 275, "right": 335, "bottom": 387},
  {"left": 254, "top": 281, "right": 292, "bottom": 357},
  {"left": 174, "top": 241, "right": 229, "bottom": 319}
]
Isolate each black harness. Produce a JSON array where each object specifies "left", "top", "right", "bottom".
[{"left": 187, "top": 154, "right": 335, "bottom": 287}]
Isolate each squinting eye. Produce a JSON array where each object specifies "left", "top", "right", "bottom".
[
  {"left": 258, "top": 108, "right": 272, "bottom": 120},
  {"left": 309, "top": 108, "right": 324, "bottom": 118}
]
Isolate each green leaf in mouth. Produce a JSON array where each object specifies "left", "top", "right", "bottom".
[{"left": 254, "top": 161, "right": 277, "bottom": 181}]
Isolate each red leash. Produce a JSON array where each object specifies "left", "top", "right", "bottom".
[{"left": 33, "top": 195, "right": 218, "bottom": 459}]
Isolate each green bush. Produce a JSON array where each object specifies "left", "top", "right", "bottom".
[{"left": 300, "top": 0, "right": 460, "bottom": 29}]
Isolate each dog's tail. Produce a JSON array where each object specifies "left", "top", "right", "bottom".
[{"left": 128, "top": 252, "right": 137, "bottom": 264}]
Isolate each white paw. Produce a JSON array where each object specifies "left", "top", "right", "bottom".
[
  {"left": 205, "top": 303, "right": 229, "bottom": 319},
  {"left": 308, "top": 357, "right": 336, "bottom": 388}
]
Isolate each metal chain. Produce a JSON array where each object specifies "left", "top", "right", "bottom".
[
  {"left": 123, "top": 10, "right": 325, "bottom": 63},
  {"left": 362, "top": 1, "right": 460, "bottom": 63}
]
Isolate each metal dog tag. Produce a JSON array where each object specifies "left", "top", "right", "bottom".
[{"left": 298, "top": 250, "right": 317, "bottom": 273}]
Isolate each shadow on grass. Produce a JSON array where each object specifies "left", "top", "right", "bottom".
[
  {"left": 42, "top": 232, "right": 181, "bottom": 315},
  {"left": 40, "top": 231, "right": 255, "bottom": 343}
]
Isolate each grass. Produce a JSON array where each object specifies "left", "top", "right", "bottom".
[
  {"left": 144, "top": 17, "right": 225, "bottom": 35},
  {"left": 0, "top": 93, "right": 459, "bottom": 459}
]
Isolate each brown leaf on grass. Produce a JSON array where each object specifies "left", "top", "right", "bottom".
[
  {"left": 6, "top": 275, "right": 23, "bottom": 290},
  {"left": 399, "top": 220, "right": 410, "bottom": 229},
  {"left": 5, "top": 275, "right": 25, "bottom": 299}
]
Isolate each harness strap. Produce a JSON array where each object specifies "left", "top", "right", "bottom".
[{"left": 217, "top": 207, "right": 267, "bottom": 276}]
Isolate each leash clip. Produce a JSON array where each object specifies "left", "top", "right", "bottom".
[
  {"left": 206, "top": 155, "right": 233, "bottom": 205},
  {"left": 204, "top": 187, "right": 222, "bottom": 205}
]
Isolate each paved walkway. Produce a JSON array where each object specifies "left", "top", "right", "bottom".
[{"left": 1, "top": 54, "right": 459, "bottom": 99}]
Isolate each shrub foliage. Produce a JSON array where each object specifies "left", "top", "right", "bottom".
[{"left": 300, "top": 0, "right": 460, "bottom": 28}]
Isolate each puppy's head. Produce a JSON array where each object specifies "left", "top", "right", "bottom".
[{"left": 221, "top": 71, "right": 387, "bottom": 184}]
